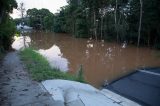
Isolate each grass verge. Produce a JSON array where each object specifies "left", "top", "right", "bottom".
[{"left": 19, "top": 48, "right": 85, "bottom": 82}]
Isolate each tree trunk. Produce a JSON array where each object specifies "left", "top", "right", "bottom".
[
  {"left": 115, "top": 0, "right": 118, "bottom": 42},
  {"left": 118, "top": 11, "right": 123, "bottom": 41},
  {"left": 101, "top": 17, "right": 103, "bottom": 40},
  {"left": 0, "top": 9, "right": 5, "bottom": 24},
  {"left": 22, "top": 9, "right": 26, "bottom": 48},
  {"left": 94, "top": 11, "right": 97, "bottom": 40},
  {"left": 137, "top": 0, "right": 143, "bottom": 47},
  {"left": 104, "top": 14, "right": 107, "bottom": 40},
  {"left": 0, "top": 13, "right": 3, "bottom": 24},
  {"left": 147, "top": 29, "right": 150, "bottom": 47},
  {"left": 73, "top": 21, "right": 75, "bottom": 36},
  {"left": 19, "top": 3, "right": 26, "bottom": 48},
  {"left": 0, "top": 16, "right": 2, "bottom": 24}
]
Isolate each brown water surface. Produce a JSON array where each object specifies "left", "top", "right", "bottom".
[{"left": 28, "top": 31, "right": 160, "bottom": 87}]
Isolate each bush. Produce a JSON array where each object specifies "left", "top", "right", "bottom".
[{"left": 0, "top": 16, "right": 16, "bottom": 51}]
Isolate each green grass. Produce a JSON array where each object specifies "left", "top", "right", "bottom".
[{"left": 19, "top": 48, "right": 85, "bottom": 82}]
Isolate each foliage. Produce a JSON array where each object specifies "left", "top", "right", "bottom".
[
  {"left": 43, "top": 14, "right": 54, "bottom": 31},
  {"left": 14, "top": 18, "right": 21, "bottom": 25},
  {"left": 0, "top": 0, "right": 17, "bottom": 51},
  {"left": 27, "top": 8, "right": 54, "bottom": 31},
  {"left": 0, "top": 0, "right": 17, "bottom": 22},
  {"left": 0, "top": 16, "right": 16, "bottom": 51},
  {"left": 20, "top": 48, "right": 86, "bottom": 82},
  {"left": 53, "top": 8, "right": 67, "bottom": 33}
]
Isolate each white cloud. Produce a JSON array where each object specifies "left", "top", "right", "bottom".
[{"left": 10, "top": 0, "right": 68, "bottom": 19}]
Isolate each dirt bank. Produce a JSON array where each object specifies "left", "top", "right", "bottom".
[{"left": 0, "top": 51, "right": 57, "bottom": 106}]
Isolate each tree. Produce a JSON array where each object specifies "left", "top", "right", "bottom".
[
  {"left": 18, "top": 2, "right": 26, "bottom": 48},
  {"left": 128, "top": 0, "right": 160, "bottom": 48},
  {"left": 0, "top": 0, "right": 17, "bottom": 51},
  {"left": 27, "top": 8, "right": 54, "bottom": 31},
  {"left": 137, "top": 0, "right": 143, "bottom": 47},
  {"left": 115, "top": 0, "right": 118, "bottom": 42},
  {"left": 43, "top": 14, "right": 54, "bottom": 31}
]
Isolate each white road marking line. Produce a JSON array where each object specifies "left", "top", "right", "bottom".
[{"left": 139, "top": 70, "right": 160, "bottom": 76}]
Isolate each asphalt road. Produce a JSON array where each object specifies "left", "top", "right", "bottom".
[{"left": 105, "top": 68, "right": 160, "bottom": 106}]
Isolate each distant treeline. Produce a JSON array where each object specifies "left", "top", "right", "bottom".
[
  {"left": 15, "top": 8, "right": 54, "bottom": 31},
  {"left": 16, "top": 0, "right": 160, "bottom": 49}
]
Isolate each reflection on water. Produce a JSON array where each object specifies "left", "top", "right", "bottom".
[
  {"left": 12, "top": 36, "right": 31, "bottom": 50},
  {"left": 24, "top": 32, "right": 160, "bottom": 87},
  {"left": 121, "top": 41, "right": 127, "bottom": 49},
  {"left": 12, "top": 36, "right": 69, "bottom": 72},
  {"left": 38, "top": 45, "right": 69, "bottom": 72}
]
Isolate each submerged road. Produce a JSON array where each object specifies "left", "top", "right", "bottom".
[{"left": 105, "top": 68, "right": 160, "bottom": 106}]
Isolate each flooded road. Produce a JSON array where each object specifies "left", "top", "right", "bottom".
[{"left": 27, "top": 31, "right": 160, "bottom": 87}]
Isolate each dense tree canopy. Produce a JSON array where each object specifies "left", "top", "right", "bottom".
[
  {"left": 27, "top": 8, "right": 54, "bottom": 31},
  {"left": 0, "top": 0, "right": 17, "bottom": 51},
  {"left": 53, "top": 0, "right": 160, "bottom": 48}
]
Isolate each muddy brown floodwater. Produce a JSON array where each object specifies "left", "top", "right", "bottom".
[{"left": 27, "top": 31, "right": 160, "bottom": 88}]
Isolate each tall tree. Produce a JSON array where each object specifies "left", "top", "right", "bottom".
[
  {"left": 137, "top": 0, "right": 143, "bottom": 47},
  {"left": 115, "top": 0, "right": 118, "bottom": 42},
  {"left": 18, "top": 2, "right": 26, "bottom": 48}
]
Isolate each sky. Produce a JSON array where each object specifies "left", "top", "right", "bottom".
[{"left": 10, "top": 0, "right": 68, "bottom": 19}]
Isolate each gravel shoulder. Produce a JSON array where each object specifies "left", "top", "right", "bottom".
[{"left": 0, "top": 51, "right": 59, "bottom": 106}]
